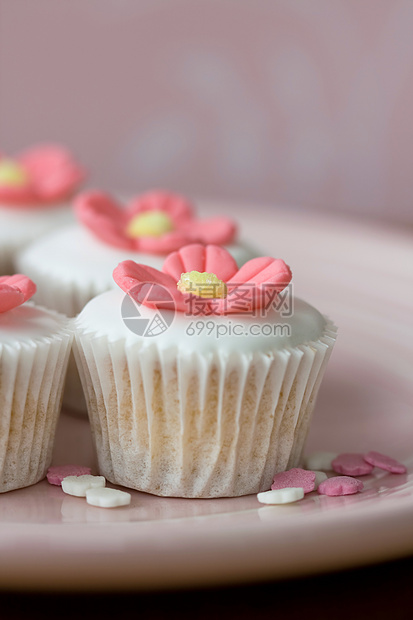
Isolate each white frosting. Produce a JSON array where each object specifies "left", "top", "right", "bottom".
[
  {"left": 17, "top": 224, "right": 164, "bottom": 285},
  {"left": 0, "top": 302, "right": 69, "bottom": 345},
  {"left": 0, "top": 202, "right": 74, "bottom": 246},
  {"left": 0, "top": 203, "right": 74, "bottom": 274},
  {"left": 75, "top": 288, "right": 326, "bottom": 355}
]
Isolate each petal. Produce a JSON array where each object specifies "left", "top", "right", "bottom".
[
  {"left": 0, "top": 274, "right": 37, "bottom": 302},
  {"left": 135, "top": 230, "right": 191, "bottom": 254},
  {"left": 227, "top": 257, "right": 276, "bottom": 284},
  {"left": 228, "top": 257, "right": 292, "bottom": 289},
  {"left": 162, "top": 244, "right": 238, "bottom": 282},
  {"left": 19, "top": 144, "right": 75, "bottom": 173},
  {"left": 204, "top": 245, "right": 239, "bottom": 281},
  {"left": 163, "top": 244, "right": 207, "bottom": 279},
  {"left": 0, "top": 284, "right": 25, "bottom": 313},
  {"left": 214, "top": 257, "right": 292, "bottom": 315},
  {"left": 183, "top": 216, "right": 237, "bottom": 245},
  {"left": 19, "top": 144, "right": 85, "bottom": 202},
  {"left": 113, "top": 260, "right": 186, "bottom": 312},
  {"left": 161, "top": 249, "right": 185, "bottom": 281},
  {"left": 0, "top": 185, "right": 40, "bottom": 206},
  {"left": 74, "top": 191, "right": 133, "bottom": 250},
  {"left": 128, "top": 191, "right": 194, "bottom": 226}
]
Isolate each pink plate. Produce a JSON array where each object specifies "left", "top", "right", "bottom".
[{"left": 0, "top": 204, "right": 412, "bottom": 592}]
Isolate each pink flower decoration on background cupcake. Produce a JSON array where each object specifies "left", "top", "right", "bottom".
[
  {"left": 113, "top": 243, "right": 292, "bottom": 315},
  {"left": 74, "top": 190, "right": 237, "bottom": 254},
  {"left": 0, "top": 274, "right": 36, "bottom": 313},
  {"left": 0, "top": 144, "right": 85, "bottom": 207}
]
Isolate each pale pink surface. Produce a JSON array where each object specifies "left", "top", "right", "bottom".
[
  {"left": 364, "top": 451, "right": 407, "bottom": 474},
  {"left": 0, "top": 274, "right": 36, "bottom": 312},
  {"left": 0, "top": 145, "right": 84, "bottom": 206},
  {"left": 0, "top": 210, "right": 411, "bottom": 591},
  {"left": 113, "top": 243, "right": 292, "bottom": 315},
  {"left": 46, "top": 465, "right": 92, "bottom": 486},
  {"left": 318, "top": 476, "right": 364, "bottom": 497},
  {"left": 271, "top": 468, "right": 316, "bottom": 494},
  {"left": 332, "top": 454, "right": 374, "bottom": 476},
  {"left": 75, "top": 190, "right": 237, "bottom": 253}
]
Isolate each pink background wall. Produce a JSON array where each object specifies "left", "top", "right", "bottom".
[{"left": 1, "top": 0, "right": 413, "bottom": 225}]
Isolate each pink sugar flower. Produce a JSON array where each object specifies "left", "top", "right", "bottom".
[
  {"left": 0, "top": 274, "right": 36, "bottom": 313},
  {"left": 0, "top": 144, "right": 85, "bottom": 207},
  {"left": 113, "top": 243, "right": 292, "bottom": 315},
  {"left": 74, "top": 190, "right": 237, "bottom": 254}
]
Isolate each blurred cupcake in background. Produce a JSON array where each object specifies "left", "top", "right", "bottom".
[
  {"left": 0, "top": 274, "right": 72, "bottom": 492},
  {"left": 16, "top": 189, "right": 256, "bottom": 415},
  {"left": 0, "top": 144, "right": 85, "bottom": 274},
  {"left": 16, "top": 189, "right": 255, "bottom": 318}
]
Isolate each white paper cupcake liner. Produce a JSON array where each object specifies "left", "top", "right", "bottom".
[
  {"left": 15, "top": 249, "right": 101, "bottom": 415},
  {"left": 61, "top": 351, "right": 88, "bottom": 414},
  {"left": 73, "top": 319, "right": 337, "bottom": 498},
  {"left": 0, "top": 323, "right": 73, "bottom": 492}
]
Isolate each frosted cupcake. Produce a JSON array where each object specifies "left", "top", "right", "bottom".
[
  {"left": 17, "top": 190, "right": 255, "bottom": 414},
  {"left": 0, "top": 274, "right": 72, "bottom": 492},
  {"left": 73, "top": 244, "right": 337, "bottom": 498},
  {"left": 0, "top": 144, "right": 85, "bottom": 274}
]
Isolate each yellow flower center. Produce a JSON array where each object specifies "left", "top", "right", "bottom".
[
  {"left": 0, "top": 159, "right": 29, "bottom": 187},
  {"left": 177, "top": 271, "right": 227, "bottom": 299},
  {"left": 126, "top": 210, "right": 174, "bottom": 238}
]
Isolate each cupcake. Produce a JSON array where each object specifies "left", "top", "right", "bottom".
[
  {"left": 73, "top": 244, "right": 337, "bottom": 498},
  {"left": 0, "top": 144, "right": 85, "bottom": 274},
  {"left": 0, "top": 274, "right": 72, "bottom": 492},
  {"left": 16, "top": 190, "right": 257, "bottom": 414}
]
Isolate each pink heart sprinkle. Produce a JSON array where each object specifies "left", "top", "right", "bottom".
[
  {"left": 364, "top": 451, "right": 407, "bottom": 474},
  {"left": 47, "top": 464, "right": 92, "bottom": 486},
  {"left": 332, "top": 453, "right": 374, "bottom": 476},
  {"left": 271, "top": 468, "right": 316, "bottom": 494},
  {"left": 318, "top": 476, "right": 364, "bottom": 497}
]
